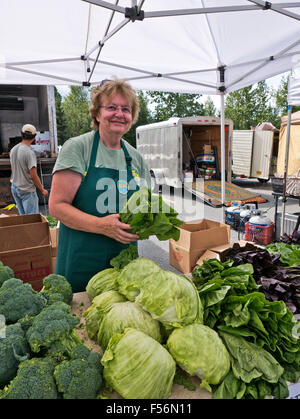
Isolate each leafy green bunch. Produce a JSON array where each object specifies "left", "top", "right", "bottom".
[{"left": 120, "top": 187, "right": 183, "bottom": 241}]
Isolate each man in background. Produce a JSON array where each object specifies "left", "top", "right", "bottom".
[{"left": 10, "top": 124, "right": 48, "bottom": 214}]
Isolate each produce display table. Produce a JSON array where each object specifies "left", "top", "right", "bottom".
[{"left": 71, "top": 292, "right": 212, "bottom": 400}]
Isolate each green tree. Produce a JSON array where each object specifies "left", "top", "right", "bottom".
[
  {"left": 203, "top": 96, "right": 217, "bottom": 116},
  {"left": 54, "top": 87, "right": 69, "bottom": 145},
  {"left": 61, "top": 86, "right": 91, "bottom": 139},
  {"left": 124, "top": 91, "right": 154, "bottom": 147},
  {"left": 146, "top": 91, "right": 204, "bottom": 121},
  {"left": 224, "top": 85, "right": 255, "bottom": 129}
]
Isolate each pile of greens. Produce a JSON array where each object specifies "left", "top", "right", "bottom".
[
  {"left": 120, "top": 187, "right": 183, "bottom": 241},
  {"left": 266, "top": 242, "right": 300, "bottom": 267},
  {"left": 192, "top": 258, "right": 300, "bottom": 399},
  {"left": 229, "top": 248, "right": 300, "bottom": 314}
]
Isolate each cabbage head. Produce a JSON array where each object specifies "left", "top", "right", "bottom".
[
  {"left": 166, "top": 324, "right": 230, "bottom": 391},
  {"left": 116, "top": 257, "right": 161, "bottom": 301},
  {"left": 86, "top": 268, "right": 120, "bottom": 301},
  {"left": 136, "top": 270, "right": 203, "bottom": 328},
  {"left": 97, "top": 301, "right": 162, "bottom": 350},
  {"left": 83, "top": 291, "right": 127, "bottom": 340},
  {"left": 102, "top": 328, "right": 176, "bottom": 399}
]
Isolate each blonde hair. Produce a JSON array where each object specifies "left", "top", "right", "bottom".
[{"left": 89, "top": 78, "right": 139, "bottom": 130}]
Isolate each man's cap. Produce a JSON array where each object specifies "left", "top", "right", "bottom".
[{"left": 21, "top": 124, "right": 37, "bottom": 135}]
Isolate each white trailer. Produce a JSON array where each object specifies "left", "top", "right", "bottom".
[
  {"left": 136, "top": 116, "right": 234, "bottom": 206},
  {"left": 231, "top": 129, "right": 279, "bottom": 182}
]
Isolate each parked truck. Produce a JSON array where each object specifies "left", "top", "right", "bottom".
[
  {"left": 231, "top": 127, "right": 279, "bottom": 183},
  {"left": 0, "top": 84, "right": 58, "bottom": 206},
  {"left": 136, "top": 116, "right": 235, "bottom": 206}
]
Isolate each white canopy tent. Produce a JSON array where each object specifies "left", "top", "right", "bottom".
[{"left": 1, "top": 0, "right": 300, "bottom": 210}]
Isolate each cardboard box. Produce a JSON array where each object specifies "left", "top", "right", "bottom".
[
  {"left": 0, "top": 214, "right": 52, "bottom": 291},
  {"left": 195, "top": 240, "right": 262, "bottom": 266},
  {"left": 169, "top": 219, "right": 230, "bottom": 273},
  {"left": 49, "top": 227, "right": 59, "bottom": 257},
  {"left": 51, "top": 257, "right": 57, "bottom": 274}
]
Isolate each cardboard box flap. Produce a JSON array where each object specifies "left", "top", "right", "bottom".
[
  {"left": 0, "top": 222, "right": 50, "bottom": 252},
  {"left": 196, "top": 250, "right": 221, "bottom": 265},
  {"left": 176, "top": 218, "right": 230, "bottom": 249},
  {"left": 0, "top": 213, "right": 46, "bottom": 227}
]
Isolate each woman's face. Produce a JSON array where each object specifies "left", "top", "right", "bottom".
[{"left": 96, "top": 93, "right": 133, "bottom": 137}]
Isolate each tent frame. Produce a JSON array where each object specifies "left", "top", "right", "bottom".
[{"left": 2, "top": 0, "right": 300, "bottom": 212}]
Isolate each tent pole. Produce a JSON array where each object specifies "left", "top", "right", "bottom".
[
  {"left": 220, "top": 93, "right": 226, "bottom": 222},
  {"left": 280, "top": 105, "right": 293, "bottom": 238}
]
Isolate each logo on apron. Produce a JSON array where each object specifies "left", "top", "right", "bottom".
[{"left": 117, "top": 180, "right": 129, "bottom": 194}]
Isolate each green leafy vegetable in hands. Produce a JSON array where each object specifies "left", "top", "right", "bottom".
[
  {"left": 101, "top": 328, "right": 176, "bottom": 399},
  {"left": 84, "top": 290, "right": 127, "bottom": 340},
  {"left": 167, "top": 324, "right": 230, "bottom": 391},
  {"left": 120, "top": 187, "right": 183, "bottom": 241},
  {"left": 54, "top": 344, "right": 103, "bottom": 399},
  {"left": 86, "top": 268, "right": 120, "bottom": 301},
  {"left": 110, "top": 245, "right": 138, "bottom": 270},
  {"left": 0, "top": 278, "right": 47, "bottom": 324},
  {"left": 1, "top": 357, "right": 59, "bottom": 399},
  {"left": 97, "top": 301, "right": 162, "bottom": 350}
]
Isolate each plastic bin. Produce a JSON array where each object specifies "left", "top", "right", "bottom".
[
  {"left": 271, "top": 176, "right": 283, "bottom": 194},
  {"left": 245, "top": 222, "right": 274, "bottom": 245},
  {"left": 275, "top": 212, "right": 300, "bottom": 241}
]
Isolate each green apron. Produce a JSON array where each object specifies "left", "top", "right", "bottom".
[{"left": 56, "top": 130, "right": 139, "bottom": 293}]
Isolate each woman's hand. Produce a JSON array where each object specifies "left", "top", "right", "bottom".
[{"left": 99, "top": 213, "right": 139, "bottom": 244}]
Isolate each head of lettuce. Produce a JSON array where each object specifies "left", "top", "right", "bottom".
[
  {"left": 166, "top": 324, "right": 230, "bottom": 391},
  {"left": 117, "top": 258, "right": 203, "bottom": 328},
  {"left": 101, "top": 328, "right": 176, "bottom": 399}
]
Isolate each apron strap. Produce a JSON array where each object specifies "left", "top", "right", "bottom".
[
  {"left": 90, "top": 132, "right": 132, "bottom": 172},
  {"left": 121, "top": 140, "right": 133, "bottom": 170},
  {"left": 89, "top": 131, "right": 100, "bottom": 168}
]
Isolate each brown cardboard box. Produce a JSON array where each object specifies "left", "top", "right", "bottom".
[
  {"left": 169, "top": 219, "right": 230, "bottom": 274},
  {"left": 195, "top": 240, "right": 261, "bottom": 266},
  {"left": 0, "top": 214, "right": 52, "bottom": 291},
  {"left": 51, "top": 257, "right": 57, "bottom": 274},
  {"left": 49, "top": 227, "right": 59, "bottom": 257}
]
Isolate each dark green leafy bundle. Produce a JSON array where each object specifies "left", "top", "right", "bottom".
[
  {"left": 266, "top": 242, "right": 300, "bottom": 267},
  {"left": 120, "top": 187, "right": 183, "bottom": 241},
  {"left": 192, "top": 258, "right": 300, "bottom": 398},
  {"left": 109, "top": 245, "right": 138, "bottom": 270}
]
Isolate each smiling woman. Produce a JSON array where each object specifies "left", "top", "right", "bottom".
[{"left": 48, "top": 79, "right": 151, "bottom": 293}]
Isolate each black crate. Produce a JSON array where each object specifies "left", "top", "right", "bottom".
[{"left": 271, "top": 176, "right": 283, "bottom": 194}]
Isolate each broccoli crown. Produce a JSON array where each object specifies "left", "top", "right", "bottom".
[
  {"left": 40, "top": 274, "right": 73, "bottom": 305},
  {"left": 54, "top": 344, "right": 103, "bottom": 399},
  {"left": 0, "top": 278, "right": 47, "bottom": 324},
  {"left": 1, "top": 357, "right": 59, "bottom": 399},
  {"left": 25, "top": 301, "right": 80, "bottom": 354},
  {"left": 47, "top": 330, "right": 82, "bottom": 359},
  {"left": 0, "top": 264, "right": 14, "bottom": 287},
  {"left": 0, "top": 323, "right": 30, "bottom": 388}
]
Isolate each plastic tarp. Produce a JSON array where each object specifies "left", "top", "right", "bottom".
[
  {"left": 1, "top": 0, "right": 300, "bottom": 93},
  {"left": 277, "top": 113, "right": 300, "bottom": 176}
]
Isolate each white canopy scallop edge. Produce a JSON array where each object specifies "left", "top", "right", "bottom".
[{"left": 1, "top": 0, "right": 300, "bottom": 94}]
